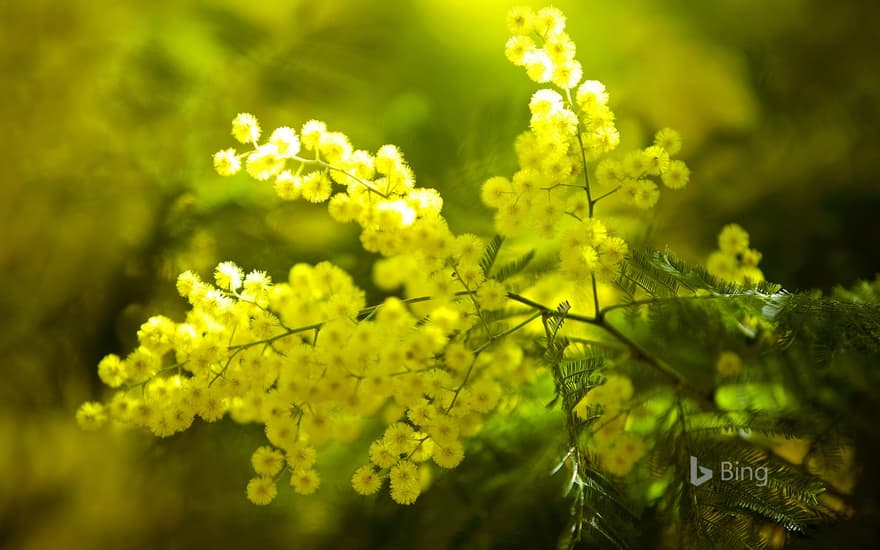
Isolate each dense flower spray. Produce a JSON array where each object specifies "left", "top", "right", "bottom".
[{"left": 77, "top": 5, "right": 789, "bottom": 508}]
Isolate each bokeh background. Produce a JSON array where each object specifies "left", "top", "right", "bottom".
[{"left": 1, "top": 0, "right": 878, "bottom": 548}]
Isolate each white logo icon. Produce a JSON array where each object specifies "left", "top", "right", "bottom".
[{"left": 689, "top": 455, "right": 713, "bottom": 486}]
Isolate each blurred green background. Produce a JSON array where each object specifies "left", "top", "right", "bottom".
[{"left": 1, "top": 0, "right": 878, "bottom": 548}]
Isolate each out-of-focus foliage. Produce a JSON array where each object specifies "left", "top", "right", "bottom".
[{"left": 1, "top": 0, "right": 878, "bottom": 549}]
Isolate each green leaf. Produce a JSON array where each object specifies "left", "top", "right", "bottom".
[
  {"left": 479, "top": 234, "right": 504, "bottom": 275},
  {"left": 493, "top": 249, "right": 535, "bottom": 281}
]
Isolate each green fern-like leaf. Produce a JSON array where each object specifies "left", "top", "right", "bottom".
[
  {"left": 480, "top": 234, "right": 504, "bottom": 275},
  {"left": 493, "top": 249, "right": 535, "bottom": 281}
]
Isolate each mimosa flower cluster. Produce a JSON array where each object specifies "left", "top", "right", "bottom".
[
  {"left": 76, "top": 6, "right": 766, "bottom": 510},
  {"left": 79, "top": 104, "right": 544, "bottom": 505},
  {"left": 493, "top": 5, "right": 690, "bottom": 293},
  {"left": 707, "top": 223, "right": 765, "bottom": 283}
]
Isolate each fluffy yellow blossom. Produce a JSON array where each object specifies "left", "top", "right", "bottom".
[
  {"left": 661, "top": 159, "right": 690, "bottom": 189},
  {"left": 432, "top": 440, "right": 464, "bottom": 469},
  {"left": 352, "top": 465, "right": 383, "bottom": 495},
  {"left": 300, "top": 119, "right": 327, "bottom": 150},
  {"left": 252, "top": 446, "right": 285, "bottom": 476},
  {"left": 213, "top": 148, "right": 241, "bottom": 176},
  {"left": 290, "top": 469, "right": 321, "bottom": 495},
  {"left": 576, "top": 80, "right": 609, "bottom": 110},
  {"left": 505, "top": 35, "right": 535, "bottom": 66},
  {"left": 654, "top": 127, "right": 682, "bottom": 155},
  {"left": 232, "top": 113, "right": 260, "bottom": 144},
  {"left": 477, "top": 280, "right": 508, "bottom": 311},
  {"left": 81, "top": 5, "right": 705, "bottom": 511},
  {"left": 76, "top": 402, "right": 107, "bottom": 431},
  {"left": 716, "top": 351, "right": 743, "bottom": 377},
  {"left": 286, "top": 442, "right": 317, "bottom": 470},
  {"left": 246, "top": 143, "right": 285, "bottom": 181},
  {"left": 214, "top": 261, "right": 243, "bottom": 291},
  {"left": 533, "top": 6, "right": 566, "bottom": 37},
  {"left": 269, "top": 126, "right": 301, "bottom": 157},
  {"left": 390, "top": 460, "right": 421, "bottom": 505},
  {"left": 97, "top": 354, "right": 126, "bottom": 387},
  {"left": 599, "top": 237, "right": 629, "bottom": 266},
  {"left": 384, "top": 422, "right": 417, "bottom": 455},
  {"left": 718, "top": 223, "right": 750, "bottom": 254},
  {"left": 598, "top": 433, "right": 645, "bottom": 476},
  {"left": 595, "top": 158, "right": 623, "bottom": 186},
  {"left": 246, "top": 476, "right": 277, "bottom": 505},
  {"left": 506, "top": 6, "right": 534, "bottom": 35}
]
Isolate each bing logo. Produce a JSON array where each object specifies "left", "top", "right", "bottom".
[{"left": 689, "top": 455, "right": 768, "bottom": 487}]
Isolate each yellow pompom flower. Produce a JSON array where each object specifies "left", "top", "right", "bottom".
[
  {"left": 97, "top": 354, "right": 126, "bottom": 387},
  {"left": 505, "top": 35, "right": 535, "bottom": 66},
  {"left": 534, "top": 6, "right": 566, "bottom": 37},
  {"left": 469, "top": 380, "right": 502, "bottom": 413},
  {"left": 707, "top": 251, "right": 738, "bottom": 281},
  {"left": 481, "top": 176, "right": 512, "bottom": 208},
  {"left": 137, "top": 315, "right": 175, "bottom": 354},
  {"left": 384, "top": 422, "right": 417, "bottom": 455},
  {"left": 269, "top": 126, "right": 301, "bottom": 157},
  {"left": 444, "top": 343, "right": 474, "bottom": 373},
  {"left": 175, "top": 270, "right": 201, "bottom": 298},
  {"left": 453, "top": 234, "right": 484, "bottom": 265},
  {"left": 544, "top": 33, "right": 576, "bottom": 63},
  {"left": 523, "top": 49, "right": 554, "bottom": 83},
  {"left": 125, "top": 347, "right": 160, "bottom": 383},
  {"left": 231, "top": 113, "right": 260, "bottom": 144},
  {"left": 390, "top": 460, "right": 421, "bottom": 505},
  {"left": 300, "top": 171, "right": 332, "bottom": 203},
  {"left": 432, "top": 440, "right": 465, "bottom": 469},
  {"left": 576, "top": 80, "right": 609, "bottom": 110},
  {"left": 560, "top": 245, "right": 599, "bottom": 281},
  {"left": 582, "top": 218, "right": 609, "bottom": 246},
  {"left": 407, "top": 188, "right": 443, "bottom": 217},
  {"left": 352, "top": 465, "right": 383, "bottom": 495},
  {"left": 622, "top": 150, "right": 649, "bottom": 178},
  {"left": 595, "top": 158, "right": 623, "bottom": 187},
  {"left": 718, "top": 224, "right": 750, "bottom": 254},
  {"left": 213, "top": 148, "right": 241, "bottom": 176},
  {"left": 529, "top": 89, "right": 564, "bottom": 116},
  {"left": 551, "top": 59, "right": 582, "bottom": 90},
  {"left": 716, "top": 351, "right": 743, "bottom": 377},
  {"left": 369, "top": 439, "right": 398, "bottom": 469},
  {"left": 243, "top": 270, "right": 272, "bottom": 300},
  {"left": 661, "top": 160, "right": 690, "bottom": 189},
  {"left": 76, "top": 401, "right": 107, "bottom": 431},
  {"left": 599, "top": 237, "right": 629, "bottom": 266},
  {"left": 654, "top": 127, "right": 682, "bottom": 155},
  {"left": 506, "top": 6, "right": 534, "bottom": 35},
  {"left": 300, "top": 119, "right": 327, "bottom": 151},
  {"left": 246, "top": 144, "right": 285, "bottom": 181},
  {"left": 214, "top": 261, "right": 244, "bottom": 291},
  {"left": 290, "top": 468, "right": 320, "bottom": 495},
  {"left": 643, "top": 145, "right": 670, "bottom": 176},
  {"left": 600, "top": 433, "right": 645, "bottom": 476},
  {"left": 251, "top": 446, "right": 285, "bottom": 476},
  {"left": 632, "top": 180, "right": 660, "bottom": 209},
  {"left": 328, "top": 192, "right": 360, "bottom": 223},
  {"left": 375, "top": 144, "right": 403, "bottom": 175},
  {"left": 246, "top": 476, "right": 277, "bottom": 505},
  {"left": 318, "top": 131, "right": 352, "bottom": 164},
  {"left": 427, "top": 414, "right": 460, "bottom": 446},
  {"left": 477, "top": 279, "right": 508, "bottom": 311},
  {"left": 286, "top": 442, "right": 317, "bottom": 470},
  {"left": 604, "top": 374, "right": 634, "bottom": 402},
  {"left": 454, "top": 262, "right": 485, "bottom": 289}
]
